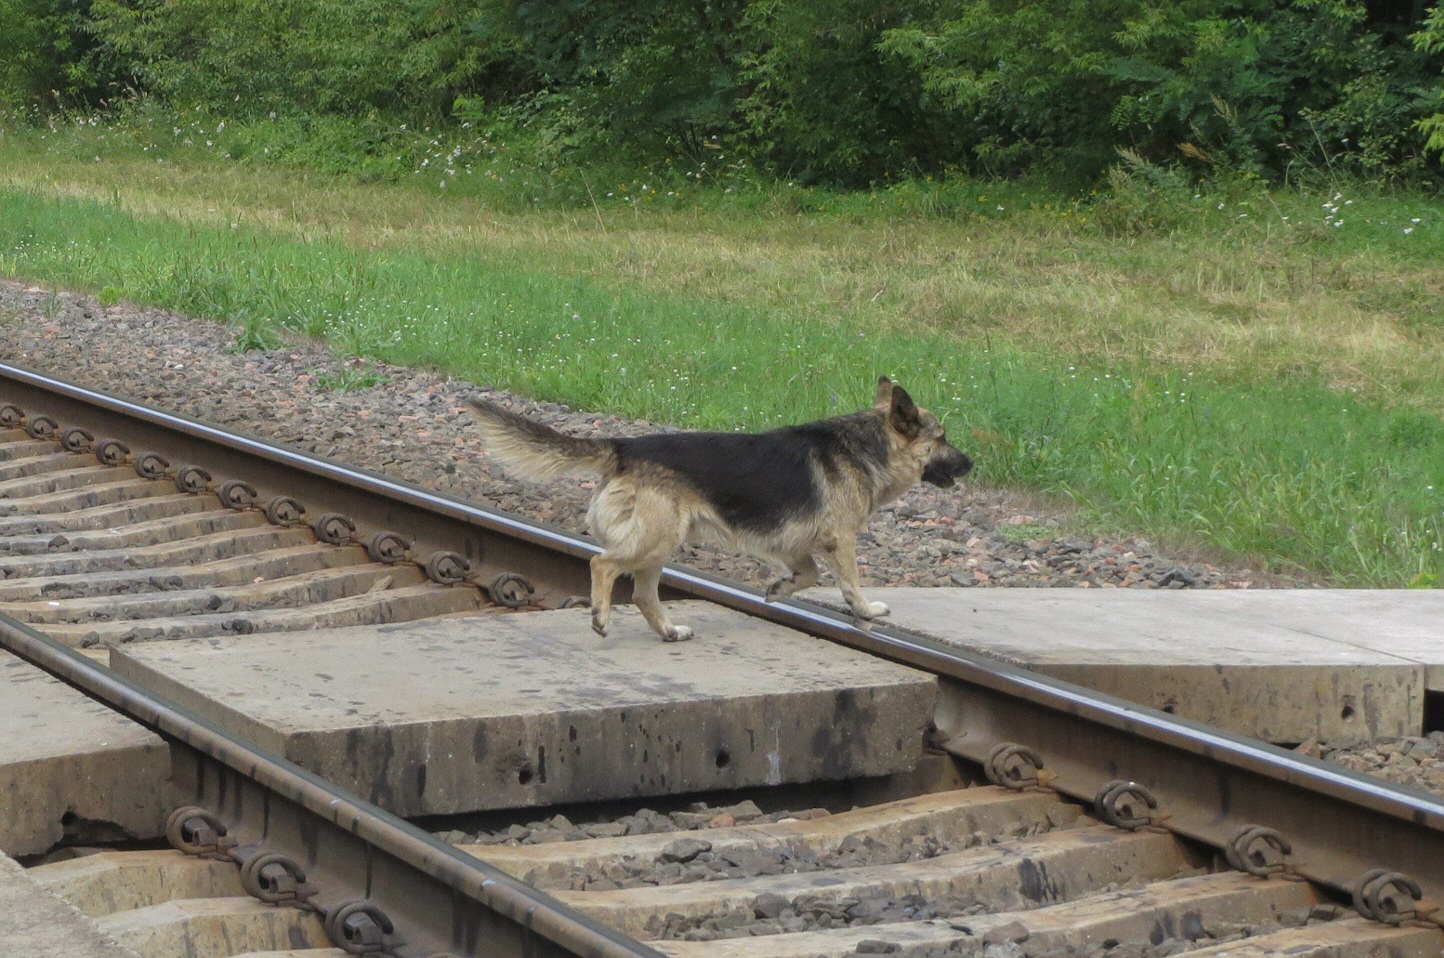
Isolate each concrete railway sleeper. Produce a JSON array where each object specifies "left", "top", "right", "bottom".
[
  {"left": 1, "top": 364, "right": 1444, "bottom": 958},
  {"left": 17, "top": 784, "right": 1443, "bottom": 958}
]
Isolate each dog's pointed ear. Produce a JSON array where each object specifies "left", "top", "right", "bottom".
[
  {"left": 886, "top": 382, "right": 921, "bottom": 438},
  {"left": 874, "top": 376, "right": 894, "bottom": 410}
]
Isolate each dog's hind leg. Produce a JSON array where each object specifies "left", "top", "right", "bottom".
[
  {"left": 589, "top": 553, "right": 624, "bottom": 637},
  {"left": 820, "top": 536, "right": 890, "bottom": 623},
  {"left": 632, "top": 564, "right": 693, "bottom": 642},
  {"left": 586, "top": 478, "right": 693, "bottom": 640},
  {"left": 765, "top": 553, "right": 820, "bottom": 602}
]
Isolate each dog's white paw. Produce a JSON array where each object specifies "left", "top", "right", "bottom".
[
  {"left": 662, "top": 625, "right": 695, "bottom": 643},
  {"left": 591, "top": 613, "right": 609, "bottom": 637},
  {"left": 852, "top": 600, "right": 890, "bottom": 621},
  {"left": 765, "top": 576, "right": 793, "bottom": 601}
]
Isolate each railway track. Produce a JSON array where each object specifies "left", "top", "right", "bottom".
[{"left": 2, "top": 361, "right": 1444, "bottom": 958}]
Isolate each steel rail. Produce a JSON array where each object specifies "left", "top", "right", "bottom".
[
  {"left": 678, "top": 570, "right": 1444, "bottom": 914},
  {"left": 0, "top": 612, "right": 663, "bottom": 958},
  {"left": 0, "top": 360, "right": 601, "bottom": 604},
  {"left": 4, "top": 362, "right": 1444, "bottom": 927}
]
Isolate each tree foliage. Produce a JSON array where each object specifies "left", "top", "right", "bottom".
[
  {"left": 5, "top": 0, "right": 1444, "bottom": 185},
  {"left": 84, "top": 0, "right": 472, "bottom": 115},
  {"left": 881, "top": 0, "right": 1441, "bottom": 181},
  {"left": 0, "top": 0, "right": 123, "bottom": 108}
]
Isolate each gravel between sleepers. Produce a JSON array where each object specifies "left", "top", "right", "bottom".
[
  {"left": 1, "top": 279, "right": 1436, "bottom": 795},
  {"left": 0, "top": 280, "right": 1305, "bottom": 592}
]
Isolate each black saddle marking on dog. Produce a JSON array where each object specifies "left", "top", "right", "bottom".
[{"left": 614, "top": 414, "right": 890, "bottom": 534}]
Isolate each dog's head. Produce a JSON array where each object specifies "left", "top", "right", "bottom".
[{"left": 876, "top": 377, "right": 974, "bottom": 489}]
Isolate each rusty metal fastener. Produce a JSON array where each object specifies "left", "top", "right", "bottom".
[
  {"left": 264, "top": 495, "right": 306, "bottom": 525},
  {"left": 240, "top": 851, "right": 316, "bottom": 906},
  {"left": 984, "top": 742, "right": 1045, "bottom": 790},
  {"left": 24, "top": 414, "right": 57, "bottom": 439},
  {"left": 423, "top": 551, "right": 470, "bottom": 585},
  {"left": 134, "top": 452, "right": 170, "bottom": 480},
  {"left": 366, "top": 531, "right": 411, "bottom": 564},
  {"left": 0, "top": 404, "right": 23, "bottom": 428},
  {"left": 165, "top": 805, "right": 236, "bottom": 859},
  {"left": 1224, "top": 824, "right": 1292, "bottom": 877},
  {"left": 1353, "top": 868, "right": 1423, "bottom": 925},
  {"left": 559, "top": 595, "right": 590, "bottom": 609},
  {"left": 487, "top": 572, "right": 535, "bottom": 609},
  {"left": 325, "top": 900, "right": 395, "bottom": 955},
  {"left": 218, "top": 479, "right": 258, "bottom": 509},
  {"left": 174, "top": 464, "right": 212, "bottom": 494},
  {"left": 1093, "top": 779, "right": 1159, "bottom": 830},
  {"left": 313, "top": 513, "right": 357, "bottom": 545},
  {"left": 94, "top": 437, "right": 130, "bottom": 466},
  {"left": 60, "top": 425, "right": 93, "bottom": 452}
]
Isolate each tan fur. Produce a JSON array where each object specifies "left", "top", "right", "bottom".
[{"left": 469, "top": 378, "right": 971, "bottom": 641}]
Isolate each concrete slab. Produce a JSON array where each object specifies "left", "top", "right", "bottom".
[
  {"left": 0, "top": 851, "right": 139, "bottom": 958},
  {"left": 801, "top": 588, "right": 1444, "bottom": 744},
  {"left": 109, "top": 602, "right": 937, "bottom": 817},
  {"left": 0, "top": 653, "right": 173, "bottom": 857}
]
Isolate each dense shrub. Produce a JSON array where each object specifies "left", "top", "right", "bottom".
[
  {"left": 733, "top": 1, "right": 960, "bottom": 184},
  {"left": 1416, "top": 4, "right": 1444, "bottom": 157},
  {"left": 880, "top": 0, "right": 1442, "bottom": 182},
  {"left": 4, "top": 0, "right": 1442, "bottom": 186},
  {"left": 0, "top": 0, "right": 124, "bottom": 109},
  {"left": 85, "top": 0, "right": 472, "bottom": 116}
]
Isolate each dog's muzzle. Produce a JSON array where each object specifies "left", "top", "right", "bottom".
[{"left": 922, "top": 448, "right": 973, "bottom": 489}]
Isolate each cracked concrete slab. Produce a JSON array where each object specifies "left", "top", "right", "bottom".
[
  {"left": 110, "top": 602, "right": 937, "bottom": 816},
  {"left": 801, "top": 588, "right": 1444, "bottom": 743},
  {"left": 0, "top": 652, "right": 172, "bottom": 858}
]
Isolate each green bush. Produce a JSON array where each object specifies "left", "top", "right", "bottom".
[
  {"left": 1415, "top": 4, "right": 1444, "bottom": 157},
  {"left": 735, "top": 1, "right": 960, "bottom": 185},
  {"left": 880, "top": 0, "right": 1442, "bottom": 183},
  {"left": 11, "top": 0, "right": 1436, "bottom": 187},
  {"left": 86, "top": 0, "right": 467, "bottom": 116},
  {"left": 0, "top": 0, "right": 125, "bottom": 109}
]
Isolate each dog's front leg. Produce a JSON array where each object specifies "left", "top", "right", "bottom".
[{"left": 820, "top": 537, "right": 890, "bottom": 623}]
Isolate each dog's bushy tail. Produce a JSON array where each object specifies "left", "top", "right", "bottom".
[{"left": 468, "top": 398, "right": 617, "bottom": 480}]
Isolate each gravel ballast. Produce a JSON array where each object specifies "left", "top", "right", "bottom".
[
  {"left": 1, "top": 279, "right": 1437, "bottom": 796},
  {"left": 0, "top": 280, "right": 1296, "bottom": 592}
]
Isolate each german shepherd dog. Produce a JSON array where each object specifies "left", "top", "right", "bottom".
[{"left": 468, "top": 378, "right": 972, "bottom": 641}]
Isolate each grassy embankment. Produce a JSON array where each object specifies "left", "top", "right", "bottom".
[{"left": 0, "top": 112, "right": 1441, "bottom": 586}]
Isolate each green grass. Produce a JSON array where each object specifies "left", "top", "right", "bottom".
[{"left": 0, "top": 109, "right": 1441, "bottom": 587}]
